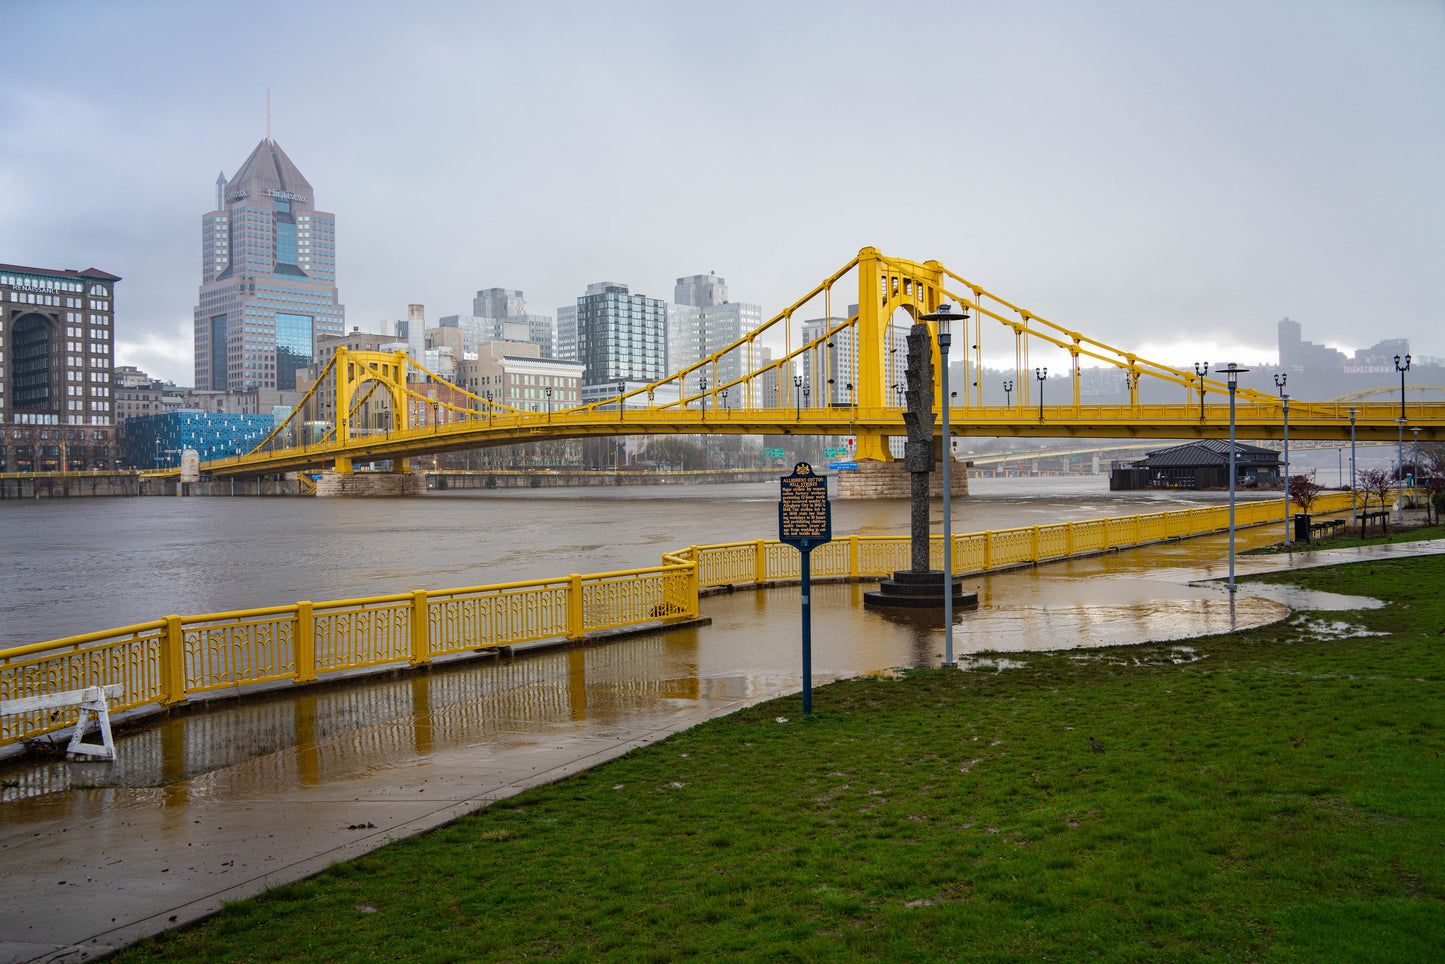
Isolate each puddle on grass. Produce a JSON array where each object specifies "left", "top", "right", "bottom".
[
  {"left": 1227, "top": 584, "right": 1385, "bottom": 612},
  {"left": 1285, "top": 614, "right": 1390, "bottom": 640}
]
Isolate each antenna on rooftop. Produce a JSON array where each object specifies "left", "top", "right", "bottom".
[{"left": 266, "top": 87, "right": 271, "bottom": 142}]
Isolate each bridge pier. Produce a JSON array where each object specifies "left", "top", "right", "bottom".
[
  {"left": 835, "top": 459, "right": 969, "bottom": 500},
  {"left": 315, "top": 471, "right": 427, "bottom": 497}
]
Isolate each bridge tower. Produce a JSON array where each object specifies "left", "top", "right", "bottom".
[
  {"left": 852, "top": 247, "right": 949, "bottom": 465},
  {"left": 331, "top": 347, "right": 412, "bottom": 474}
]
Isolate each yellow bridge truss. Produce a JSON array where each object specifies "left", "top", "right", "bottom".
[{"left": 205, "top": 248, "right": 1443, "bottom": 478}]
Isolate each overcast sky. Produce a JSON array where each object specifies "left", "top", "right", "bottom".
[{"left": 4, "top": 0, "right": 1441, "bottom": 386}]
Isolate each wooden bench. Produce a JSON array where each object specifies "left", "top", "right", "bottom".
[
  {"left": 1308, "top": 519, "right": 1346, "bottom": 539},
  {"left": 1, "top": 684, "right": 123, "bottom": 760}
]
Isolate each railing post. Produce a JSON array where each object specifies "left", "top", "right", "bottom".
[
  {"left": 294, "top": 602, "right": 317, "bottom": 683},
  {"left": 848, "top": 535, "right": 859, "bottom": 578},
  {"left": 1066, "top": 522, "right": 1074, "bottom": 556},
  {"left": 1134, "top": 515, "right": 1142, "bottom": 546},
  {"left": 410, "top": 590, "right": 430, "bottom": 665},
  {"left": 983, "top": 530, "right": 992, "bottom": 570},
  {"left": 567, "top": 574, "right": 585, "bottom": 640},
  {"left": 1031, "top": 526, "right": 1040, "bottom": 561},
  {"left": 160, "top": 615, "right": 186, "bottom": 705},
  {"left": 754, "top": 540, "right": 766, "bottom": 585},
  {"left": 685, "top": 563, "right": 700, "bottom": 618}
]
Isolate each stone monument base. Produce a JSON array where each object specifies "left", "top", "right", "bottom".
[
  {"left": 835, "top": 460, "right": 969, "bottom": 499},
  {"left": 863, "top": 569, "right": 980, "bottom": 610}
]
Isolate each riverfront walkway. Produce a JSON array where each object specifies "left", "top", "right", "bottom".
[{"left": 3, "top": 534, "right": 1443, "bottom": 964}]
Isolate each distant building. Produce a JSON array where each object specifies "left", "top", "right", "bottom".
[
  {"left": 455, "top": 342, "right": 585, "bottom": 413},
  {"left": 800, "top": 316, "right": 856, "bottom": 406},
  {"left": 121, "top": 411, "right": 278, "bottom": 469},
  {"left": 0, "top": 263, "right": 120, "bottom": 470},
  {"left": 574, "top": 282, "right": 668, "bottom": 389},
  {"left": 194, "top": 139, "right": 346, "bottom": 392},
  {"left": 1110, "top": 439, "right": 1281, "bottom": 490},
  {"left": 466, "top": 288, "right": 555, "bottom": 358},
  {"left": 556, "top": 305, "right": 578, "bottom": 361},
  {"left": 668, "top": 273, "right": 763, "bottom": 404}
]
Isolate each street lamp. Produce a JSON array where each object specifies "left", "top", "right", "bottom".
[
  {"left": 1395, "top": 354, "right": 1410, "bottom": 496},
  {"left": 1034, "top": 367, "right": 1047, "bottom": 421},
  {"left": 892, "top": 382, "right": 903, "bottom": 409},
  {"left": 1412, "top": 426, "right": 1422, "bottom": 511},
  {"left": 1002, "top": 379, "right": 1013, "bottom": 406},
  {"left": 922, "top": 302, "right": 969, "bottom": 668},
  {"left": 1224, "top": 363, "right": 1250, "bottom": 592},
  {"left": 1276, "top": 372, "right": 1290, "bottom": 545},
  {"left": 1194, "top": 362, "right": 1210, "bottom": 419},
  {"left": 617, "top": 379, "right": 626, "bottom": 419},
  {"left": 699, "top": 376, "right": 708, "bottom": 416},
  {"left": 1349, "top": 408, "right": 1358, "bottom": 524},
  {"left": 545, "top": 385, "right": 552, "bottom": 420},
  {"left": 794, "top": 374, "right": 803, "bottom": 421}
]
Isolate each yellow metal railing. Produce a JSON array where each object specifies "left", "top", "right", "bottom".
[
  {"left": 2, "top": 565, "right": 698, "bottom": 749},
  {"left": 0, "top": 491, "right": 1362, "bottom": 750},
  {"left": 679, "top": 492, "right": 1357, "bottom": 589}
]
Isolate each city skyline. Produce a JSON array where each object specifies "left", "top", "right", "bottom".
[{"left": 3, "top": 1, "right": 1441, "bottom": 387}]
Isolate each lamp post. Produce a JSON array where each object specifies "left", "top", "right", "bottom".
[
  {"left": 1412, "top": 426, "right": 1421, "bottom": 510},
  {"left": 721, "top": 388, "right": 728, "bottom": 412},
  {"left": 893, "top": 382, "right": 903, "bottom": 409},
  {"left": 617, "top": 379, "right": 626, "bottom": 419},
  {"left": 545, "top": 385, "right": 552, "bottom": 420},
  {"left": 1276, "top": 372, "right": 1290, "bottom": 545},
  {"left": 922, "top": 302, "right": 969, "bottom": 667},
  {"left": 794, "top": 374, "right": 803, "bottom": 421},
  {"left": 1395, "top": 354, "right": 1410, "bottom": 496},
  {"left": 1194, "top": 362, "right": 1210, "bottom": 420},
  {"left": 699, "top": 376, "right": 708, "bottom": 416},
  {"left": 1035, "top": 367, "right": 1047, "bottom": 421},
  {"left": 1002, "top": 379, "right": 1013, "bottom": 406},
  {"left": 1224, "top": 364, "right": 1249, "bottom": 591},
  {"left": 1349, "top": 408, "right": 1358, "bottom": 523}
]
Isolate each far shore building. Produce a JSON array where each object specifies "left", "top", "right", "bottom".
[
  {"left": 1110, "top": 440, "right": 1282, "bottom": 491},
  {"left": 1, "top": 263, "right": 120, "bottom": 471}
]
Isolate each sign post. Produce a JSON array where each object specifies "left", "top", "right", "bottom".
[{"left": 778, "top": 462, "right": 831, "bottom": 714}]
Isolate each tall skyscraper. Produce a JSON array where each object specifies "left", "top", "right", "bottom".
[
  {"left": 469, "top": 287, "right": 554, "bottom": 358},
  {"left": 194, "top": 139, "right": 345, "bottom": 392},
  {"left": 574, "top": 282, "right": 667, "bottom": 393}
]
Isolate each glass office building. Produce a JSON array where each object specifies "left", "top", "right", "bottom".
[
  {"left": 574, "top": 283, "right": 667, "bottom": 388},
  {"left": 193, "top": 139, "right": 346, "bottom": 391}
]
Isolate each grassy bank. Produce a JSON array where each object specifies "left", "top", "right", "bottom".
[{"left": 114, "top": 558, "right": 1445, "bottom": 963}]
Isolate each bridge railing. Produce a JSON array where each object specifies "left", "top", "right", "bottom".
[
  {"left": 0, "top": 490, "right": 1370, "bottom": 753},
  {"left": 680, "top": 492, "right": 1357, "bottom": 589},
  {"left": 1, "top": 564, "right": 699, "bottom": 751}
]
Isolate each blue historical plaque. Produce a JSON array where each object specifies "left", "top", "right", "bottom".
[
  {"left": 778, "top": 462, "right": 832, "bottom": 549},
  {"left": 778, "top": 462, "right": 831, "bottom": 715}
]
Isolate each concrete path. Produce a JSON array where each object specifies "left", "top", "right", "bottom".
[{"left": 2, "top": 536, "right": 1441, "bottom": 964}]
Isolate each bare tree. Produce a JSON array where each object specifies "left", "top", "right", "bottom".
[
  {"left": 1357, "top": 467, "right": 1394, "bottom": 515},
  {"left": 1287, "top": 473, "right": 1323, "bottom": 515}
]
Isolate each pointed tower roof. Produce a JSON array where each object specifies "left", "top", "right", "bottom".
[{"left": 226, "top": 139, "right": 313, "bottom": 202}]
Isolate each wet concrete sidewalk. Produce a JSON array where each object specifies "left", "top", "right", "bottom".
[{"left": 3, "top": 535, "right": 1442, "bottom": 964}]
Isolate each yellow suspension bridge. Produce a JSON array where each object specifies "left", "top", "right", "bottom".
[{"left": 201, "top": 248, "right": 1442, "bottom": 479}]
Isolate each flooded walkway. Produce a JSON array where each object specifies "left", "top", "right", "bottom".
[{"left": 3, "top": 532, "right": 1441, "bottom": 963}]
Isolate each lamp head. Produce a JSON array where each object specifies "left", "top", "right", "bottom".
[{"left": 1222, "top": 362, "right": 1249, "bottom": 388}]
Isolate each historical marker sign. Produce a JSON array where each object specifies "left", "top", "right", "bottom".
[
  {"left": 779, "top": 462, "right": 832, "bottom": 549},
  {"left": 779, "top": 462, "right": 830, "bottom": 716}
]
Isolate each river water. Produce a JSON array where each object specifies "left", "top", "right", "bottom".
[{"left": 0, "top": 476, "right": 1274, "bottom": 648}]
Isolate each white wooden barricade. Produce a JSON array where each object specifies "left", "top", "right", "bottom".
[{"left": 1, "top": 684, "right": 124, "bottom": 761}]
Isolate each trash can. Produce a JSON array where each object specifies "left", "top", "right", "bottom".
[{"left": 1294, "top": 513, "right": 1310, "bottom": 542}]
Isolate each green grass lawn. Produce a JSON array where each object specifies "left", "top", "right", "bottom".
[{"left": 113, "top": 557, "right": 1445, "bottom": 963}]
